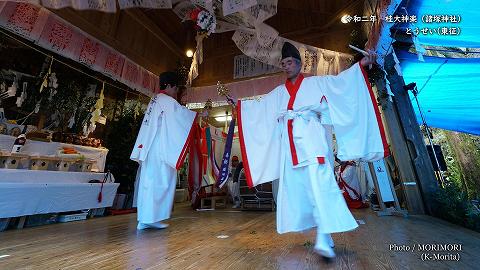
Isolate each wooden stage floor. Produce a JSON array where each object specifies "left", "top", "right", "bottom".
[{"left": 1, "top": 204, "right": 480, "bottom": 270}]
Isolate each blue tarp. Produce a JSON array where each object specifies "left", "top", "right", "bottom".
[
  {"left": 398, "top": 51, "right": 480, "bottom": 135},
  {"left": 407, "top": 0, "right": 480, "bottom": 47}
]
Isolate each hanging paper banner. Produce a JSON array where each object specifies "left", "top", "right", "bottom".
[
  {"left": 222, "top": 0, "right": 257, "bottom": 16},
  {"left": 151, "top": 72, "right": 159, "bottom": 93},
  {"left": 233, "top": 54, "right": 280, "bottom": 79},
  {"left": 0, "top": 2, "right": 48, "bottom": 41},
  {"left": 154, "top": 74, "right": 160, "bottom": 93},
  {"left": 37, "top": 13, "right": 82, "bottom": 60},
  {"left": 118, "top": 0, "right": 172, "bottom": 9},
  {"left": 216, "top": 119, "right": 236, "bottom": 188},
  {"left": 101, "top": 48, "right": 126, "bottom": 81},
  {"left": 140, "top": 69, "right": 154, "bottom": 94},
  {"left": 77, "top": 36, "right": 102, "bottom": 68},
  {"left": 41, "top": 0, "right": 117, "bottom": 12},
  {"left": 121, "top": 59, "right": 141, "bottom": 89}
]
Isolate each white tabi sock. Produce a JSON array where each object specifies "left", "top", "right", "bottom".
[
  {"left": 137, "top": 222, "right": 169, "bottom": 230},
  {"left": 314, "top": 233, "right": 336, "bottom": 258}
]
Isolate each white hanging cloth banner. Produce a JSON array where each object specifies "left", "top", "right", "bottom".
[
  {"left": 41, "top": 0, "right": 117, "bottom": 12},
  {"left": 222, "top": 0, "right": 257, "bottom": 16},
  {"left": 234, "top": 0, "right": 278, "bottom": 46},
  {"left": 190, "top": 0, "right": 214, "bottom": 13},
  {"left": 117, "top": 0, "right": 172, "bottom": 9},
  {"left": 232, "top": 27, "right": 353, "bottom": 76},
  {"left": 232, "top": 28, "right": 282, "bottom": 66},
  {"left": 233, "top": 54, "right": 280, "bottom": 79}
]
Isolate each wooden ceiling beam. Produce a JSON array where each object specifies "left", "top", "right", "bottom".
[
  {"left": 277, "top": 7, "right": 332, "bottom": 16},
  {"left": 123, "top": 9, "right": 185, "bottom": 59},
  {"left": 278, "top": 0, "right": 363, "bottom": 38}
]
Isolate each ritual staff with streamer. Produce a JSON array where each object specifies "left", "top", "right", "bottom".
[
  {"left": 230, "top": 42, "right": 389, "bottom": 259},
  {"left": 131, "top": 71, "right": 197, "bottom": 230}
]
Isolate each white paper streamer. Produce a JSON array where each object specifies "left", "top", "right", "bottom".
[
  {"left": 222, "top": 0, "right": 257, "bottom": 16},
  {"left": 412, "top": 35, "right": 426, "bottom": 62},
  {"left": 68, "top": 111, "right": 76, "bottom": 128},
  {"left": 41, "top": 0, "right": 117, "bottom": 12},
  {"left": 391, "top": 49, "right": 403, "bottom": 76},
  {"left": 187, "top": 51, "right": 199, "bottom": 86},
  {"left": 118, "top": 0, "right": 172, "bottom": 9},
  {"left": 384, "top": 73, "right": 394, "bottom": 102}
]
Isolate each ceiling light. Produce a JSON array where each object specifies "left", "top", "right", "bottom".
[
  {"left": 341, "top": 14, "right": 350, "bottom": 24},
  {"left": 186, "top": 49, "right": 194, "bottom": 58}
]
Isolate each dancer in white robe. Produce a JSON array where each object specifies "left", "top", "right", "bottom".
[
  {"left": 131, "top": 72, "right": 197, "bottom": 230},
  {"left": 234, "top": 42, "right": 389, "bottom": 259}
]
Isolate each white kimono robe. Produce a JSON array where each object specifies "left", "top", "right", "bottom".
[
  {"left": 237, "top": 63, "right": 389, "bottom": 234},
  {"left": 131, "top": 93, "right": 197, "bottom": 224}
]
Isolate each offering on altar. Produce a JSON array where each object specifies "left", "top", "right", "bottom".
[{"left": 26, "top": 130, "right": 52, "bottom": 142}]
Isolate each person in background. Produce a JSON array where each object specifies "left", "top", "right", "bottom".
[
  {"left": 227, "top": 155, "right": 241, "bottom": 208},
  {"left": 131, "top": 71, "right": 197, "bottom": 230}
]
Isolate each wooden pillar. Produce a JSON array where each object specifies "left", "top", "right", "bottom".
[
  {"left": 37, "top": 113, "right": 46, "bottom": 130},
  {"left": 375, "top": 78, "right": 426, "bottom": 214},
  {"left": 383, "top": 54, "right": 439, "bottom": 215}
]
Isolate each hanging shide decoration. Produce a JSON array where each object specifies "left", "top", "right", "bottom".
[
  {"left": 84, "top": 81, "right": 105, "bottom": 136},
  {"left": 39, "top": 56, "right": 53, "bottom": 93}
]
